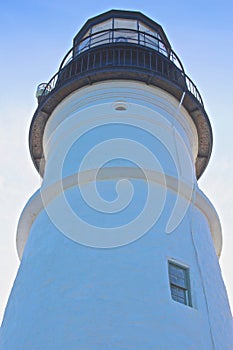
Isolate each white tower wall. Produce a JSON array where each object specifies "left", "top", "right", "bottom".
[{"left": 1, "top": 81, "right": 232, "bottom": 349}]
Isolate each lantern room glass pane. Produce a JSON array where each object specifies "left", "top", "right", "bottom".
[
  {"left": 113, "top": 19, "right": 138, "bottom": 44},
  {"left": 114, "top": 18, "right": 137, "bottom": 30},
  {"left": 139, "top": 22, "right": 158, "bottom": 36},
  {"left": 76, "top": 28, "right": 91, "bottom": 54},
  {"left": 92, "top": 19, "right": 112, "bottom": 33},
  {"left": 113, "top": 29, "right": 138, "bottom": 44},
  {"left": 91, "top": 20, "right": 113, "bottom": 48},
  {"left": 91, "top": 31, "right": 112, "bottom": 48},
  {"left": 139, "top": 22, "right": 160, "bottom": 51}
]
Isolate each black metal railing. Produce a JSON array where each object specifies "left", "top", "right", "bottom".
[
  {"left": 36, "top": 30, "right": 203, "bottom": 107},
  {"left": 62, "top": 28, "right": 184, "bottom": 71}
]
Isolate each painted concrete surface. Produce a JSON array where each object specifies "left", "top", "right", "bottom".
[
  {"left": 1, "top": 184, "right": 233, "bottom": 349},
  {"left": 1, "top": 81, "right": 233, "bottom": 349}
]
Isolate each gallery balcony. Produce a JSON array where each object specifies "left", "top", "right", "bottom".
[{"left": 31, "top": 10, "right": 212, "bottom": 179}]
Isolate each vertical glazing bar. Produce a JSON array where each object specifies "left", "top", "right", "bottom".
[
  {"left": 89, "top": 27, "right": 92, "bottom": 50},
  {"left": 112, "top": 19, "right": 114, "bottom": 42},
  {"left": 137, "top": 20, "right": 140, "bottom": 45}
]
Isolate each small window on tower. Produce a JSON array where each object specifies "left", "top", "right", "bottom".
[{"left": 168, "top": 261, "right": 192, "bottom": 307}]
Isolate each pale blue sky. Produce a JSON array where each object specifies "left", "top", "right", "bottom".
[{"left": 1, "top": 0, "right": 233, "bottom": 322}]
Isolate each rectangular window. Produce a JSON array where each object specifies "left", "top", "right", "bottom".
[{"left": 168, "top": 261, "right": 192, "bottom": 306}]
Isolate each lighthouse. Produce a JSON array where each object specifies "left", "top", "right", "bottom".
[{"left": 1, "top": 9, "right": 233, "bottom": 349}]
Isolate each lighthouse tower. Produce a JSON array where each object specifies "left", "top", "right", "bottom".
[{"left": 1, "top": 10, "right": 233, "bottom": 349}]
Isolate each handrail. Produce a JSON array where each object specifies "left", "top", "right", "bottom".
[
  {"left": 37, "top": 39, "right": 203, "bottom": 107},
  {"left": 59, "top": 28, "right": 184, "bottom": 72}
]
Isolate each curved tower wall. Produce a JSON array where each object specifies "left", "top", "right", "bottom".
[{"left": 1, "top": 81, "right": 233, "bottom": 349}]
